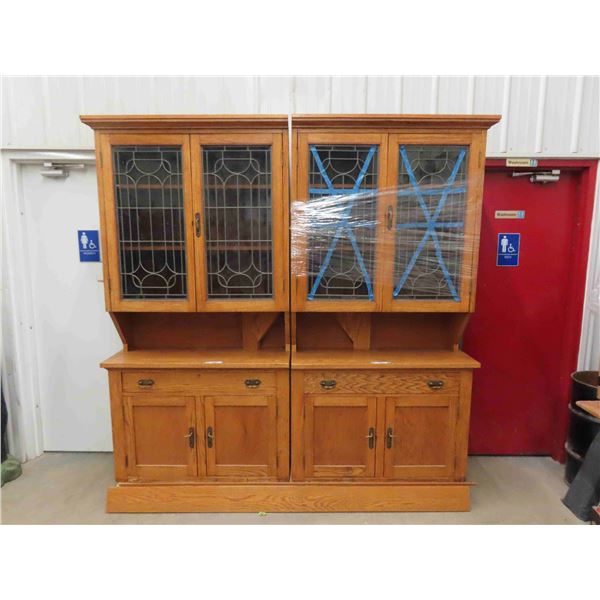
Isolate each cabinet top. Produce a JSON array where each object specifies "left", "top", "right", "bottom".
[{"left": 80, "top": 113, "right": 501, "bottom": 131}]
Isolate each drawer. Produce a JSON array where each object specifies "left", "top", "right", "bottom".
[
  {"left": 303, "top": 370, "right": 460, "bottom": 395},
  {"left": 121, "top": 370, "right": 277, "bottom": 393}
]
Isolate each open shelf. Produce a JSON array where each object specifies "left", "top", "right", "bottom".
[
  {"left": 291, "top": 349, "right": 480, "bottom": 370},
  {"left": 102, "top": 349, "right": 290, "bottom": 370}
]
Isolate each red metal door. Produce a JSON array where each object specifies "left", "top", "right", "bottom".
[{"left": 463, "top": 161, "right": 596, "bottom": 457}]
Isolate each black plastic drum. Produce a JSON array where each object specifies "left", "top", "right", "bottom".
[
  {"left": 566, "top": 371, "right": 600, "bottom": 483},
  {"left": 571, "top": 371, "right": 599, "bottom": 406}
]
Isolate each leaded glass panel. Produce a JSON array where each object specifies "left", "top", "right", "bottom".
[
  {"left": 393, "top": 145, "right": 468, "bottom": 301},
  {"left": 113, "top": 146, "right": 187, "bottom": 299},
  {"left": 306, "top": 145, "right": 378, "bottom": 300},
  {"left": 202, "top": 146, "right": 273, "bottom": 299}
]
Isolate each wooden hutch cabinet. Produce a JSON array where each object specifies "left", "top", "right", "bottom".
[{"left": 82, "top": 113, "right": 499, "bottom": 513}]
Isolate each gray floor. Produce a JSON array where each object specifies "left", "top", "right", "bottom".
[{"left": 0, "top": 452, "right": 583, "bottom": 524}]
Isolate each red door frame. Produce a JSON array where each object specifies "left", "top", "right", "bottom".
[{"left": 483, "top": 158, "right": 598, "bottom": 461}]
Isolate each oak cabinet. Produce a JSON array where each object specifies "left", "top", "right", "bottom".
[
  {"left": 383, "top": 395, "right": 457, "bottom": 480},
  {"left": 97, "top": 130, "right": 287, "bottom": 312},
  {"left": 83, "top": 114, "right": 499, "bottom": 513},
  {"left": 292, "top": 371, "right": 464, "bottom": 482},
  {"left": 115, "top": 369, "right": 289, "bottom": 483},
  {"left": 123, "top": 394, "right": 198, "bottom": 480},
  {"left": 304, "top": 395, "right": 377, "bottom": 479},
  {"left": 204, "top": 395, "right": 279, "bottom": 478}
]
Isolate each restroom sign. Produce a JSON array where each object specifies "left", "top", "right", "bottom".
[
  {"left": 496, "top": 233, "right": 520, "bottom": 267},
  {"left": 78, "top": 230, "right": 100, "bottom": 262}
]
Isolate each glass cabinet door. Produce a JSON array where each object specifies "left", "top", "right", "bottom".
[
  {"left": 293, "top": 134, "right": 386, "bottom": 311},
  {"left": 383, "top": 137, "right": 478, "bottom": 312},
  {"left": 103, "top": 134, "right": 196, "bottom": 311},
  {"left": 192, "top": 134, "right": 286, "bottom": 311}
]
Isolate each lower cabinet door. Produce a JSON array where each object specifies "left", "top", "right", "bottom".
[
  {"left": 123, "top": 394, "right": 197, "bottom": 480},
  {"left": 305, "top": 395, "right": 377, "bottom": 478},
  {"left": 204, "top": 396, "right": 277, "bottom": 478},
  {"left": 383, "top": 395, "right": 456, "bottom": 480}
]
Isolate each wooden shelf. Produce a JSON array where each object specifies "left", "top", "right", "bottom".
[
  {"left": 575, "top": 400, "right": 600, "bottom": 419},
  {"left": 291, "top": 349, "right": 480, "bottom": 370},
  {"left": 101, "top": 349, "right": 290, "bottom": 370}
]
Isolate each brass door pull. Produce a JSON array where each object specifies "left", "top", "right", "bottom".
[
  {"left": 320, "top": 380, "right": 337, "bottom": 390},
  {"left": 427, "top": 380, "right": 444, "bottom": 390},
  {"left": 206, "top": 426, "right": 214, "bottom": 448},
  {"left": 245, "top": 379, "right": 261, "bottom": 388},
  {"left": 137, "top": 379, "right": 155, "bottom": 387},
  {"left": 366, "top": 427, "right": 376, "bottom": 449},
  {"left": 184, "top": 427, "right": 195, "bottom": 449},
  {"left": 386, "top": 205, "right": 394, "bottom": 230},
  {"left": 386, "top": 427, "right": 397, "bottom": 449}
]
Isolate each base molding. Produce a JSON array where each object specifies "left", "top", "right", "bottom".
[{"left": 106, "top": 482, "right": 471, "bottom": 513}]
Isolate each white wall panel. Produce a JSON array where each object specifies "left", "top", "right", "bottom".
[
  {"left": 542, "top": 76, "right": 579, "bottom": 155},
  {"left": 578, "top": 76, "right": 600, "bottom": 156},
  {"left": 366, "top": 77, "right": 402, "bottom": 113},
  {"left": 292, "top": 77, "right": 331, "bottom": 113},
  {"left": 473, "top": 76, "right": 509, "bottom": 154},
  {"left": 401, "top": 76, "right": 438, "bottom": 114},
  {"left": 1, "top": 76, "right": 598, "bottom": 156},
  {"left": 330, "top": 76, "right": 367, "bottom": 113},
  {"left": 505, "top": 76, "right": 543, "bottom": 155}
]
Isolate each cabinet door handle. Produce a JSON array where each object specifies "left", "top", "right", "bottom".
[
  {"left": 386, "top": 427, "right": 396, "bottom": 449},
  {"left": 184, "top": 427, "right": 195, "bottom": 449},
  {"left": 137, "top": 379, "right": 155, "bottom": 387},
  {"left": 194, "top": 213, "right": 201, "bottom": 237},
  {"left": 366, "top": 427, "right": 376, "bottom": 449},
  {"left": 244, "top": 379, "right": 261, "bottom": 389},
  {"left": 206, "top": 426, "right": 214, "bottom": 448},
  {"left": 320, "top": 379, "right": 337, "bottom": 390},
  {"left": 386, "top": 205, "right": 394, "bottom": 230},
  {"left": 427, "top": 380, "right": 444, "bottom": 390}
]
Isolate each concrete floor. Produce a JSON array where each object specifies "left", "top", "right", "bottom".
[{"left": 0, "top": 452, "right": 583, "bottom": 524}]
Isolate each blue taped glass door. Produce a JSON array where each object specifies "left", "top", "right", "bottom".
[
  {"left": 293, "top": 133, "right": 387, "bottom": 311},
  {"left": 382, "top": 134, "right": 482, "bottom": 312}
]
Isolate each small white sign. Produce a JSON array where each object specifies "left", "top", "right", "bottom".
[
  {"left": 495, "top": 210, "right": 525, "bottom": 220},
  {"left": 506, "top": 158, "right": 538, "bottom": 167}
]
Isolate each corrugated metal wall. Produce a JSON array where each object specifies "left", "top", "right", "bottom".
[{"left": 2, "top": 76, "right": 599, "bottom": 156}]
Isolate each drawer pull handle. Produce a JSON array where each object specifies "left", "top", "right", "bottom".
[
  {"left": 184, "top": 427, "right": 195, "bottom": 449},
  {"left": 137, "top": 379, "right": 155, "bottom": 387},
  {"left": 245, "top": 379, "right": 261, "bottom": 389},
  {"left": 427, "top": 380, "right": 444, "bottom": 390},
  {"left": 366, "top": 427, "right": 376, "bottom": 449},
  {"left": 320, "top": 379, "right": 337, "bottom": 390},
  {"left": 386, "top": 427, "right": 396, "bottom": 449},
  {"left": 206, "top": 426, "right": 214, "bottom": 448}
]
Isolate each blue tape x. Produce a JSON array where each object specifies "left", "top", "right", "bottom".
[
  {"left": 393, "top": 146, "right": 466, "bottom": 301},
  {"left": 308, "top": 146, "right": 377, "bottom": 300}
]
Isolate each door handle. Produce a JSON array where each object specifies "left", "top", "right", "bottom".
[
  {"left": 386, "top": 205, "right": 394, "bottom": 230},
  {"left": 427, "top": 380, "right": 444, "bottom": 390},
  {"left": 194, "top": 213, "right": 201, "bottom": 237},
  {"left": 386, "top": 427, "right": 396, "bottom": 449},
  {"left": 137, "top": 379, "right": 155, "bottom": 387},
  {"left": 366, "top": 427, "right": 376, "bottom": 449},
  {"left": 184, "top": 427, "right": 195, "bottom": 449},
  {"left": 206, "top": 426, "right": 214, "bottom": 448}
]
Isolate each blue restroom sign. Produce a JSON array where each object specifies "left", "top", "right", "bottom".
[
  {"left": 78, "top": 230, "right": 100, "bottom": 262},
  {"left": 496, "top": 233, "right": 520, "bottom": 267}
]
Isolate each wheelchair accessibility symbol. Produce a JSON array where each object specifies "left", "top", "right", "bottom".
[
  {"left": 497, "top": 233, "right": 520, "bottom": 267},
  {"left": 78, "top": 230, "right": 101, "bottom": 262}
]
